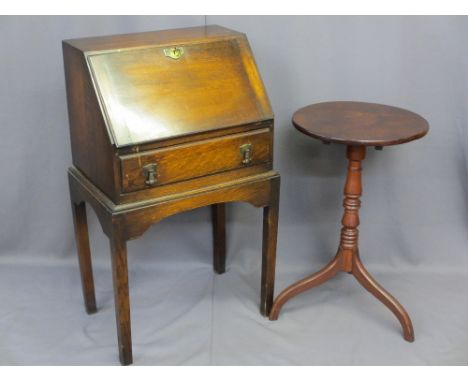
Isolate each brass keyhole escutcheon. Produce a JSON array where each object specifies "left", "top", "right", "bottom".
[
  {"left": 163, "top": 46, "right": 184, "bottom": 60},
  {"left": 240, "top": 143, "right": 253, "bottom": 165},
  {"left": 143, "top": 163, "right": 158, "bottom": 186}
]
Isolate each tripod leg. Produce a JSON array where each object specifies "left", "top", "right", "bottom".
[
  {"left": 269, "top": 253, "right": 341, "bottom": 320},
  {"left": 352, "top": 252, "right": 414, "bottom": 342}
]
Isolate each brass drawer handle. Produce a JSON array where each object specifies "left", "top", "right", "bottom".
[
  {"left": 240, "top": 143, "right": 253, "bottom": 165},
  {"left": 143, "top": 163, "right": 158, "bottom": 186}
]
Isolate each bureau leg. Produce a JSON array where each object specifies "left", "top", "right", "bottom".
[
  {"left": 71, "top": 202, "right": 97, "bottom": 314},
  {"left": 260, "top": 177, "right": 280, "bottom": 316},
  {"left": 110, "top": 235, "right": 133, "bottom": 365},
  {"left": 211, "top": 203, "right": 226, "bottom": 274}
]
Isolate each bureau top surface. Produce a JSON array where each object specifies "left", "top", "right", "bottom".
[
  {"left": 64, "top": 25, "right": 243, "bottom": 52},
  {"left": 64, "top": 25, "right": 273, "bottom": 147},
  {"left": 292, "top": 101, "right": 429, "bottom": 146}
]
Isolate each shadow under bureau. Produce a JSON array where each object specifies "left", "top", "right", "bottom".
[{"left": 63, "top": 25, "right": 280, "bottom": 365}]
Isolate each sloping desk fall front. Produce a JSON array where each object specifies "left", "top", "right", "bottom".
[{"left": 63, "top": 25, "right": 280, "bottom": 365}]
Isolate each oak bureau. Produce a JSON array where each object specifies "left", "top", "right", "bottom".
[{"left": 63, "top": 25, "right": 280, "bottom": 365}]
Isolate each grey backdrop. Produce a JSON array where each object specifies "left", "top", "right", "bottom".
[{"left": 0, "top": 16, "right": 467, "bottom": 365}]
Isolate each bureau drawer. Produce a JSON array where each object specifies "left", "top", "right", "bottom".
[{"left": 120, "top": 128, "right": 272, "bottom": 192}]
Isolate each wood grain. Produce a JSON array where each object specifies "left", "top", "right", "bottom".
[
  {"left": 110, "top": 231, "right": 133, "bottom": 366},
  {"left": 260, "top": 176, "right": 280, "bottom": 316},
  {"left": 63, "top": 41, "right": 119, "bottom": 201},
  {"left": 270, "top": 144, "right": 414, "bottom": 342},
  {"left": 120, "top": 128, "right": 272, "bottom": 192},
  {"left": 69, "top": 167, "right": 280, "bottom": 364},
  {"left": 71, "top": 201, "right": 97, "bottom": 314},
  {"left": 212, "top": 203, "right": 226, "bottom": 274},
  {"left": 64, "top": 25, "right": 245, "bottom": 54},
  {"left": 64, "top": 25, "right": 280, "bottom": 365},
  {"left": 86, "top": 36, "right": 272, "bottom": 146},
  {"left": 292, "top": 101, "right": 429, "bottom": 146}
]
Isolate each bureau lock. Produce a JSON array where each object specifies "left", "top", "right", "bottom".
[
  {"left": 240, "top": 143, "right": 253, "bottom": 165},
  {"left": 163, "top": 46, "right": 184, "bottom": 59},
  {"left": 143, "top": 163, "right": 158, "bottom": 186}
]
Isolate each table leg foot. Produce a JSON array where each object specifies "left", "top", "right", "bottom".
[
  {"left": 269, "top": 254, "right": 341, "bottom": 320},
  {"left": 352, "top": 252, "right": 414, "bottom": 342}
]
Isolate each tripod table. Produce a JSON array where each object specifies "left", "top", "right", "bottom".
[{"left": 269, "top": 101, "right": 428, "bottom": 342}]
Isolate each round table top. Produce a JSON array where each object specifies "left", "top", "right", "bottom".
[{"left": 292, "top": 101, "right": 429, "bottom": 146}]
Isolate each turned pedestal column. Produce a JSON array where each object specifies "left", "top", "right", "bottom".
[{"left": 270, "top": 101, "right": 429, "bottom": 341}]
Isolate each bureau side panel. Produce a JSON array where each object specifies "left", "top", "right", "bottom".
[{"left": 63, "top": 42, "right": 120, "bottom": 201}]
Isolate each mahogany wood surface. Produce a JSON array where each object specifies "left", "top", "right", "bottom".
[
  {"left": 292, "top": 101, "right": 429, "bottom": 146},
  {"left": 271, "top": 103, "right": 428, "bottom": 342}
]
